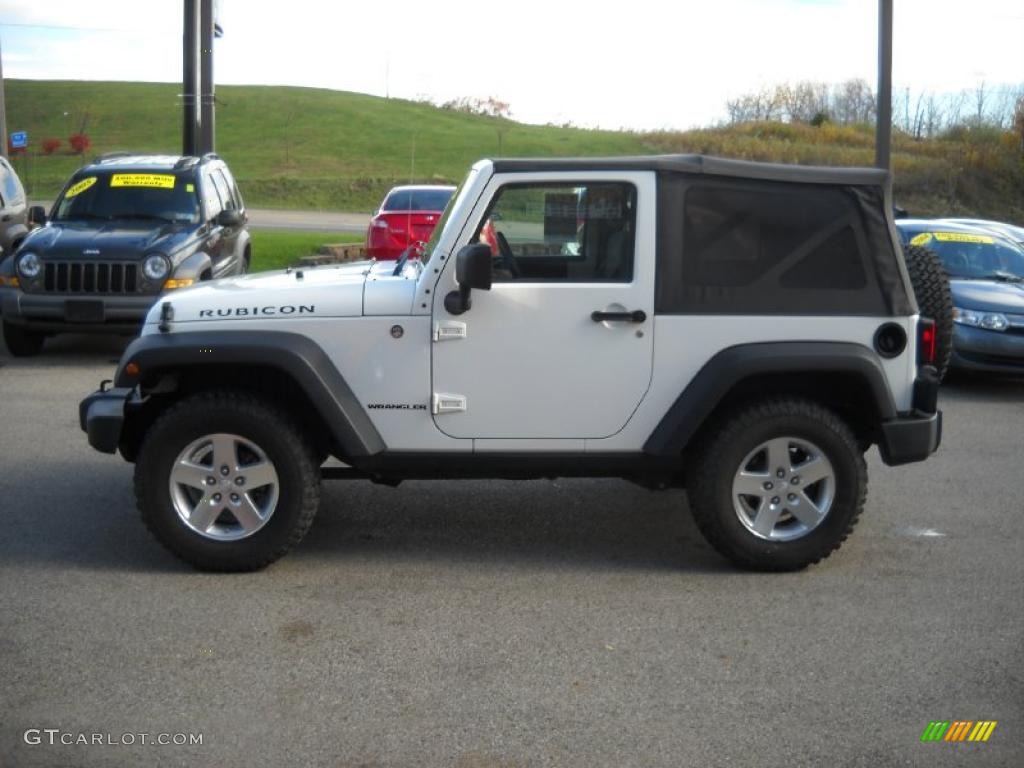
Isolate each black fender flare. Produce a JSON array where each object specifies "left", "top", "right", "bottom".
[
  {"left": 643, "top": 341, "right": 898, "bottom": 456},
  {"left": 115, "top": 330, "right": 386, "bottom": 458}
]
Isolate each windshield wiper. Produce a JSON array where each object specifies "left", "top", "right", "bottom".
[
  {"left": 981, "top": 270, "right": 1024, "bottom": 283},
  {"left": 111, "top": 213, "right": 174, "bottom": 223},
  {"left": 392, "top": 241, "right": 425, "bottom": 277},
  {"left": 56, "top": 212, "right": 111, "bottom": 221}
]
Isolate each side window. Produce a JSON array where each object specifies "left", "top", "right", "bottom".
[
  {"left": 0, "top": 159, "right": 20, "bottom": 207},
  {"left": 476, "top": 182, "right": 636, "bottom": 282},
  {"left": 662, "top": 181, "right": 886, "bottom": 315},
  {"left": 201, "top": 170, "right": 223, "bottom": 220},
  {"left": 212, "top": 169, "right": 235, "bottom": 211},
  {"left": 220, "top": 167, "right": 244, "bottom": 210}
]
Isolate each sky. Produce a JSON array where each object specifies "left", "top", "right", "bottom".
[{"left": 0, "top": 0, "right": 1021, "bottom": 131}]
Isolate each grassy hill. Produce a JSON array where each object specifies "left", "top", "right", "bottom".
[
  {"left": 5, "top": 80, "right": 646, "bottom": 210},
  {"left": 6, "top": 79, "right": 1022, "bottom": 221}
]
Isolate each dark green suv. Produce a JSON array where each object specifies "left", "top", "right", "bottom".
[{"left": 0, "top": 153, "right": 250, "bottom": 356}]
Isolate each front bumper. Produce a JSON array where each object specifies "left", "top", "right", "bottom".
[
  {"left": 950, "top": 324, "right": 1024, "bottom": 374},
  {"left": 79, "top": 385, "right": 135, "bottom": 454},
  {"left": 2, "top": 290, "right": 156, "bottom": 333}
]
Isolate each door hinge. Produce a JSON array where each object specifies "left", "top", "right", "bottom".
[
  {"left": 432, "top": 392, "right": 467, "bottom": 415},
  {"left": 433, "top": 321, "right": 467, "bottom": 342}
]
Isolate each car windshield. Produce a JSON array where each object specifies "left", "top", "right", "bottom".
[
  {"left": 382, "top": 188, "right": 454, "bottom": 213},
  {"left": 54, "top": 172, "right": 200, "bottom": 224},
  {"left": 909, "top": 232, "right": 1024, "bottom": 281}
]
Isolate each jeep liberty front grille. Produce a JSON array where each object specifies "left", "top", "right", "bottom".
[{"left": 42, "top": 261, "right": 141, "bottom": 294}]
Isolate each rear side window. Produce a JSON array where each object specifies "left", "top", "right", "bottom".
[
  {"left": 657, "top": 178, "right": 892, "bottom": 315},
  {"left": 383, "top": 188, "right": 453, "bottom": 212}
]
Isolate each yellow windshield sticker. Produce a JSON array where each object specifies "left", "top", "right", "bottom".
[
  {"left": 65, "top": 177, "right": 97, "bottom": 198},
  {"left": 186, "top": 183, "right": 195, "bottom": 193},
  {"left": 933, "top": 232, "right": 993, "bottom": 244},
  {"left": 909, "top": 233, "right": 932, "bottom": 246},
  {"left": 110, "top": 173, "right": 176, "bottom": 189}
]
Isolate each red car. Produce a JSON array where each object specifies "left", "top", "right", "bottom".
[{"left": 365, "top": 185, "right": 455, "bottom": 259}]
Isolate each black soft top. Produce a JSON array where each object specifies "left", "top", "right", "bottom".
[{"left": 490, "top": 154, "right": 889, "bottom": 187}]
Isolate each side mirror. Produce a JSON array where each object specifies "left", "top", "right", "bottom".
[
  {"left": 444, "top": 243, "right": 493, "bottom": 315},
  {"left": 217, "top": 209, "right": 244, "bottom": 227},
  {"left": 28, "top": 206, "right": 47, "bottom": 226}
]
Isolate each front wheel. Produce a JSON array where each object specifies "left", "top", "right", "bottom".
[
  {"left": 687, "top": 398, "right": 866, "bottom": 571},
  {"left": 135, "top": 391, "right": 320, "bottom": 571},
  {"left": 2, "top": 321, "right": 46, "bottom": 357}
]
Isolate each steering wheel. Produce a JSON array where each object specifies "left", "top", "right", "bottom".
[{"left": 494, "top": 231, "right": 521, "bottom": 278}]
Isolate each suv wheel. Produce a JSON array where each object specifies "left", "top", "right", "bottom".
[
  {"left": 688, "top": 398, "right": 866, "bottom": 571},
  {"left": 2, "top": 322, "right": 45, "bottom": 357},
  {"left": 135, "top": 390, "right": 320, "bottom": 571}
]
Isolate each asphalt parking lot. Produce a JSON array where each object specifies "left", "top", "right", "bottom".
[{"left": 1, "top": 335, "right": 1022, "bottom": 768}]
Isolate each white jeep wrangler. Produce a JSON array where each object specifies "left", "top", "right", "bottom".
[{"left": 80, "top": 155, "right": 944, "bottom": 572}]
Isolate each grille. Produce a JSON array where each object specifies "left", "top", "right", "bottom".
[{"left": 42, "top": 261, "right": 140, "bottom": 294}]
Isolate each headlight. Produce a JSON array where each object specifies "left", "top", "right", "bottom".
[
  {"left": 142, "top": 254, "right": 170, "bottom": 281},
  {"left": 16, "top": 252, "right": 41, "bottom": 279},
  {"left": 953, "top": 307, "right": 1008, "bottom": 332}
]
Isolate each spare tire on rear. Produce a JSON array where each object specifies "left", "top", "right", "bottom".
[{"left": 902, "top": 244, "right": 953, "bottom": 380}]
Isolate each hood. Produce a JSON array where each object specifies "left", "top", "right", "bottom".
[
  {"left": 951, "top": 278, "right": 1024, "bottom": 313},
  {"left": 23, "top": 220, "right": 196, "bottom": 261},
  {"left": 143, "top": 260, "right": 396, "bottom": 325}
]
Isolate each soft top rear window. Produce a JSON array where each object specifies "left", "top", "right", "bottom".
[
  {"left": 383, "top": 188, "right": 454, "bottom": 212},
  {"left": 656, "top": 175, "right": 911, "bottom": 316}
]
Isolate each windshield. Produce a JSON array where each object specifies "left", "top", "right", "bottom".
[
  {"left": 382, "top": 188, "right": 454, "bottom": 212},
  {"left": 54, "top": 172, "right": 200, "bottom": 224},
  {"left": 909, "top": 232, "right": 1024, "bottom": 280},
  {"left": 420, "top": 175, "right": 471, "bottom": 261}
]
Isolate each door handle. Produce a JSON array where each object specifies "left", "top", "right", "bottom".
[{"left": 591, "top": 309, "right": 647, "bottom": 323}]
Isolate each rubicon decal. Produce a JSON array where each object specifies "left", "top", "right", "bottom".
[
  {"left": 920, "top": 720, "right": 997, "bottom": 742},
  {"left": 198, "top": 305, "right": 315, "bottom": 318}
]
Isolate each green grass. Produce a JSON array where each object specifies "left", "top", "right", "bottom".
[
  {"left": 6, "top": 79, "right": 1022, "bottom": 221},
  {"left": 249, "top": 230, "right": 363, "bottom": 272},
  {"left": 6, "top": 80, "right": 647, "bottom": 211}
]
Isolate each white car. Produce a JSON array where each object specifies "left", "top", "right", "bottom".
[{"left": 81, "top": 155, "right": 944, "bottom": 572}]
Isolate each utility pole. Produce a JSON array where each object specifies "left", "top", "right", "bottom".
[
  {"left": 0, "top": 34, "right": 8, "bottom": 158},
  {"left": 182, "top": 0, "right": 200, "bottom": 156},
  {"left": 199, "top": 0, "right": 216, "bottom": 154},
  {"left": 875, "top": 0, "right": 893, "bottom": 170}
]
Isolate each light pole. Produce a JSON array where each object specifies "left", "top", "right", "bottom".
[{"left": 875, "top": 0, "right": 893, "bottom": 170}]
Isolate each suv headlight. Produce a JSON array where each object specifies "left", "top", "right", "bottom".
[
  {"left": 953, "top": 307, "right": 1008, "bottom": 332},
  {"left": 142, "top": 254, "right": 170, "bottom": 282},
  {"left": 16, "top": 252, "right": 41, "bottom": 279}
]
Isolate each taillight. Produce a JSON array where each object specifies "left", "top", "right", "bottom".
[
  {"left": 918, "top": 318, "right": 936, "bottom": 365},
  {"left": 371, "top": 219, "right": 389, "bottom": 229}
]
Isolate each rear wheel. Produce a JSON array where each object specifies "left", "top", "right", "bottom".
[
  {"left": 903, "top": 244, "right": 953, "bottom": 379},
  {"left": 135, "top": 390, "right": 320, "bottom": 571},
  {"left": 2, "top": 322, "right": 45, "bottom": 357},
  {"left": 687, "top": 398, "right": 866, "bottom": 571}
]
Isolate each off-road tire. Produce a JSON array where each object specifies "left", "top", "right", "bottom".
[
  {"left": 688, "top": 398, "right": 867, "bottom": 572},
  {"left": 903, "top": 244, "right": 953, "bottom": 380},
  {"left": 2, "top": 321, "right": 45, "bottom": 357},
  {"left": 135, "top": 390, "right": 320, "bottom": 571}
]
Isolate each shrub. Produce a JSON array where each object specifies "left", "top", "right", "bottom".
[
  {"left": 41, "top": 138, "right": 61, "bottom": 155},
  {"left": 69, "top": 133, "right": 91, "bottom": 154}
]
